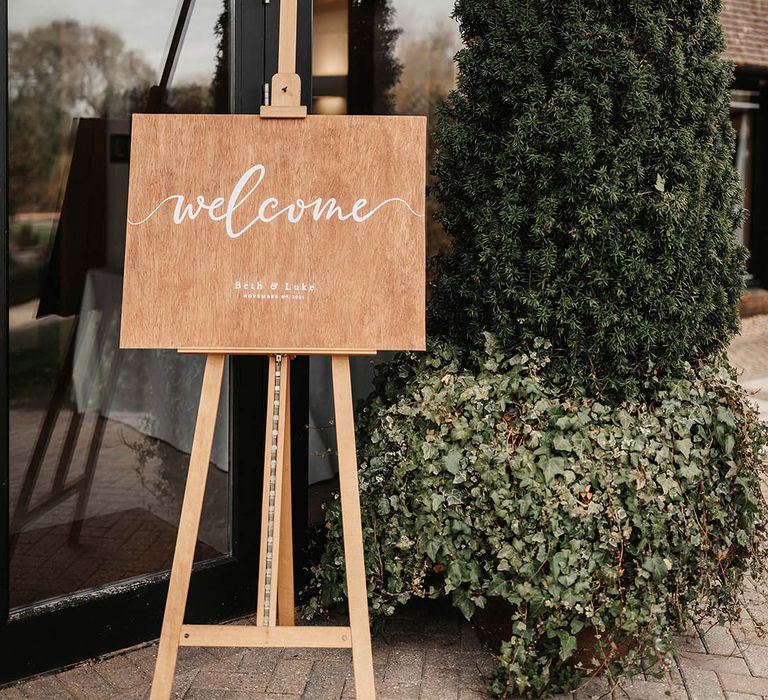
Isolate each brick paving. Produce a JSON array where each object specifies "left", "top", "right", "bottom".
[{"left": 2, "top": 319, "right": 768, "bottom": 699}]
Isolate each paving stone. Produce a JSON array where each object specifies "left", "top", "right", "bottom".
[
  {"left": 314, "top": 661, "right": 354, "bottom": 681},
  {"left": 724, "top": 693, "right": 763, "bottom": 700},
  {"left": 300, "top": 670, "right": 345, "bottom": 700},
  {"left": 102, "top": 670, "right": 190, "bottom": 700},
  {"left": 123, "top": 644, "right": 158, "bottom": 669},
  {"left": 195, "top": 648, "right": 246, "bottom": 672},
  {"left": 383, "top": 649, "right": 424, "bottom": 684},
  {"left": 419, "top": 633, "right": 463, "bottom": 651},
  {"left": 420, "top": 665, "right": 460, "bottom": 700},
  {"left": 673, "top": 632, "right": 707, "bottom": 654},
  {"left": 677, "top": 652, "right": 751, "bottom": 676},
  {"left": 173, "top": 648, "right": 223, "bottom": 673},
  {"left": 0, "top": 686, "right": 26, "bottom": 700},
  {"left": 423, "top": 649, "right": 466, "bottom": 669},
  {"left": 188, "top": 689, "right": 300, "bottom": 700},
  {"left": 699, "top": 624, "right": 741, "bottom": 657},
  {"left": 169, "top": 670, "right": 198, "bottom": 699},
  {"left": 717, "top": 673, "right": 768, "bottom": 696},
  {"left": 739, "top": 643, "right": 768, "bottom": 676},
  {"left": 237, "top": 648, "right": 283, "bottom": 673},
  {"left": 459, "top": 626, "right": 485, "bottom": 653},
  {"left": 182, "top": 690, "right": 231, "bottom": 700},
  {"left": 227, "top": 694, "right": 301, "bottom": 700},
  {"left": 55, "top": 666, "right": 116, "bottom": 699},
  {"left": 680, "top": 667, "right": 727, "bottom": 700},
  {"left": 382, "top": 632, "right": 425, "bottom": 650},
  {"left": 457, "top": 690, "right": 489, "bottom": 700},
  {"left": 377, "top": 680, "right": 421, "bottom": 700},
  {"left": 729, "top": 612, "right": 768, "bottom": 647},
  {"left": 745, "top": 602, "right": 768, "bottom": 630},
  {"left": 14, "top": 676, "right": 74, "bottom": 699},
  {"left": 191, "top": 670, "right": 271, "bottom": 693},
  {"left": 114, "top": 687, "right": 150, "bottom": 700},
  {"left": 370, "top": 643, "right": 391, "bottom": 667},
  {"left": 456, "top": 654, "right": 494, "bottom": 692},
  {"left": 92, "top": 654, "right": 152, "bottom": 691},
  {"left": 615, "top": 678, "right": 687, "bottom": 700},
  {"left": 339, "top": 670, "right": 388, "bottom": 700},
  {"left": 266, "top": 659, "right": 314, "bottom": 695},
  {"left": 280, "top": 648, "right": 352, "bottom": 663}
]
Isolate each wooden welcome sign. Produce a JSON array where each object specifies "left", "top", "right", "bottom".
[
  {"left": 130, "top": 6, "right": 424, "bottom": 699},
  {"left": 121, "top": 114, "right": 427, "bottom": 353}
]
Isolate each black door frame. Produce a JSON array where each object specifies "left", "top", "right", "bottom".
[{"left": 0, "top": 0, "right": 311, "bottom": 683}]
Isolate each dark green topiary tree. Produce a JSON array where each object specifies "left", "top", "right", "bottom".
[{"left": 429, "top": 0, "right": 745, "bottom": 397}]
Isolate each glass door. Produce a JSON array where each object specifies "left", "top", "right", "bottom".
[{"left": 1, "top": 0, "right": 284, "bottom": 682}]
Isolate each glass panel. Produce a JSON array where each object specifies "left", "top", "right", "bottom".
[
  {"left": 731, "top": 89, "right": 759, "bottom": 258},
  {"left": 7, "top": 0, "right": 232, "bottom": 608},
  {"left": 307, "top": 0, "right": 461, "bottom": 490}
]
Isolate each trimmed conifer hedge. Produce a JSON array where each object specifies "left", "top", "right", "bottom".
[{"left": 429, "top": 0, "right": 746, "bottom": 397}]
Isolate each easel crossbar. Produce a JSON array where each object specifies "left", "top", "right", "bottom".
[{"left": 179, "top": 625, "right": 353, "bottom": 648}]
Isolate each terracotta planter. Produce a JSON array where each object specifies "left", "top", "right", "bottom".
[{"left": 472, "top": 597, "right": 636, "bottom": 670}]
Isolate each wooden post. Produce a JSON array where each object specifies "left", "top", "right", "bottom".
[
  {"left": 150, "top": 354, "right": 226, "bottom": 700},
  {"left": 278, "top": 358, "right": 295, "bottom": 627},
  {"left": 277, "top": 0, "right": 298, "bottom": 74},
  {"left": 332, "top": 356, "right": 376, "bottom": 699},
  {"left": 260, "top": 0, "right": 307, "bottom": 118}
]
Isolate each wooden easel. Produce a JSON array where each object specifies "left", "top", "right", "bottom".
[{"left": 148, "top": 2, "right": 376, "bottom": 699}]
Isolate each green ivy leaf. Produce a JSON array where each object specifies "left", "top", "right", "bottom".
[
  {"left": 642, "top": 555, "right": 670, "bottom": 582},
  {"left": 674, "top": 438, "right": 692, "bottom": 458},
  {"left": 444, "top": 448, "right": 463, "bottom": 475}
]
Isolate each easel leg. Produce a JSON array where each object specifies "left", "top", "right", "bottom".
[
  {"left": 332, "top": 356, "right": 376, "bottom": 700},
  {"left": 278, "top": 359, "right": 295, "bottom": 626},
  {"left": 150, "top": 354, "right": 226, "bottom": 700}
]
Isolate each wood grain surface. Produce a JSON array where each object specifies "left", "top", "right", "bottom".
[{"left": 121, "top": 114, "right": 426, "bottom": 352}]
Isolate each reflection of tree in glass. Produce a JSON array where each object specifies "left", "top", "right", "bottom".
[
  {"left": 9, "top": 21, "right": 153, "bottom": 118},
  {"left": 372, "top": 1, "right": 403, "bottom": 115},
  {"left": 211, "top": 1, "right": 230, "bottom": 114},
  {"left": 8, "top": 20, "right": 154, "bottom": 215},
  {"left": 393, "top": 21, "right": 461, "bottom": 260},
  {"left": 164, "top": 84, "right": 214, "bottom": 114},
  {"left": 349, "top": 0, "right": 403, "bottom": 115}
]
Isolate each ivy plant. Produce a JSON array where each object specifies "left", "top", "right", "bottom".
[{"left": 305, "top": 338, "right": 768, "bottom": 697}]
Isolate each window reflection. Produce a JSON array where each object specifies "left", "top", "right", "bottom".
[
  {"left": 731, "top": 89, "right": 759, "bottom": 264},
  {"left": 8, "top": 0, "right": 231, "bottom": 608},
  {"left": 308, "top": 0, "right": 460, "bottom": 491}
]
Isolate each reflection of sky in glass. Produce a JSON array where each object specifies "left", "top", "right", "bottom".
[
  {"left": 392, "top": 0, "right": 459, "bottom": 43},
  {"left": 8, "top": 0, "right": 222, "bottom": 85},
  {"left": 8, "top": 0, "right": 462, "bottom": 87},
  {"left": 391, "top": 0, "right": 457, "bottom": 38},
  {"left": 390, "top": 0, "right": 461, "bottom": 63}
]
